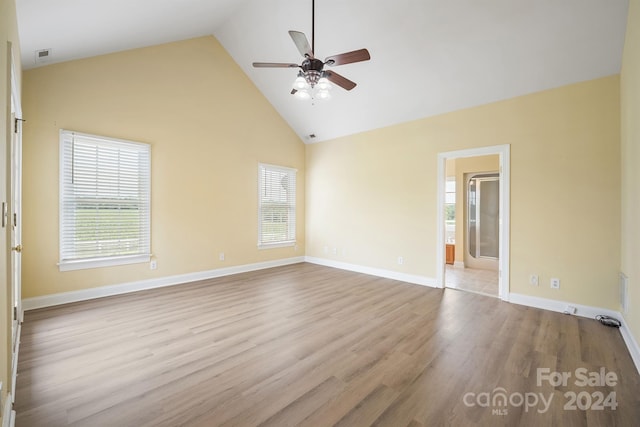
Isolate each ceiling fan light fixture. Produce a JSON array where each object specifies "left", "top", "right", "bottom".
[
  {"left": 294, "top": 89, "right": 312, "bottom": 100},
  {"left": 317, "top": 76, "right": 331, "bottom": 91},
  {"left": 293, "top": 74, "right": 309, "bottom": 90},
  {"left": 316, "top": 89, "right": 331, "bottom": 100}
]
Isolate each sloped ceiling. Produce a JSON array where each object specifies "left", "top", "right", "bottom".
[{"left": 17, "top": 0, "right": 629, "bottom": 143}]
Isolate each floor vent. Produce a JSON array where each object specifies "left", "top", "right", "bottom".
[{"left": 620, "top": 272, "right": 629, "bottom": 314}]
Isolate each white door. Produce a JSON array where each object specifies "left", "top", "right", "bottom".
[{"left": 9, "top": 49, "right": 23, "bottom": 403}]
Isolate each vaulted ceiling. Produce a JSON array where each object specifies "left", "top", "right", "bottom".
[{"left": 16, "top": 0, "right": 629, "bottom": 143}]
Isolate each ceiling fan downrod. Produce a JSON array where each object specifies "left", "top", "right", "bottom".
[{"left": 311, "top": 0, "right": 315, "bottom": 54}]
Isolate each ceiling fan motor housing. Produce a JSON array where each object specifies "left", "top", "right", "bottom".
[
  {"left": 301, "top": 58, "right": 325, "bottom": 87},
  {"left": 302, "top": 58, "right": 324, "bottom": 72}
]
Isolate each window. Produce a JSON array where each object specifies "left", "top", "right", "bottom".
[
  {"left": 59, "top": 130, "right": 151, "bottom": 271},
  {"left": 258, "top": 163, "right": 296, "bottom": 247},
  {"left": 445, "top": 177, "right": 456, "bottom": 243}
]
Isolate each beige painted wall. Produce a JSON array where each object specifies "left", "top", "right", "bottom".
[
  {"left": 306, "top": 76, "right": 620, "bottom": 309},
  {"left": 448, "top": 155, "right": 499, "bottom": 263},
  {"left": 22, "top": 36, "right": 305, "bottom": 299},
  {"left": 621, "top": 0, "right": 640, "bottom": 352},
  {"left": 0, "top": 0, "right": 21, "bottom": 411}
]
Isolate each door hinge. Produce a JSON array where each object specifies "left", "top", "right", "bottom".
[
  {"left": 14, "top": 117, "right": 25, "bottom": 133},
  {"left": 13, "top": 307, "right": 17, "bottom": 321}
]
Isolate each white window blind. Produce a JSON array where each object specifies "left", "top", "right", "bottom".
[
  {"left": 59, "top": 130, "right": 151, "bottom": 270},
  {"left": 258, "top": 163, "right": 296, "bottom": 247}
]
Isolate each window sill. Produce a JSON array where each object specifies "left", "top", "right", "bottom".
[
  {"left": 59, "top": 254, "right": 151, "bottom": 272},
  {"left": 257, "top": 241, "right": 296, "bottom": 250}
]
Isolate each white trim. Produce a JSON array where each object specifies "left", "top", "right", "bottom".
[
  {"left": 60, "top": 129, "right": 150, "bottom": 149},
  {"left": 10, "top": 51, "right": 20, "bottom": 116},
  {"left": 620, "top": 321, "right": 640, "bottom": 377},
  {"left": 23, "top": 257, "right": 305, "bottom": 311},
  {"left": 437, "top": 144, "right": 510, "bottom": 300},
  {"left": 509, "top": 293, "right": 617, "bottom": 318},
  {"left": 257, "top": 162, "right": 298, "bottom": 173},
  {"left": 58, "top": 254, "right": 151, "bottom": 271},
  {"left": 436, "top": 157, "right": 445, "bottom": 288},
  {"left": 453, "top": 261, "right": 465, "bottom": 268},
  {"left": 10, "top": 323, "right": 19, "bottom": 404},
  {"left": 2, "top": 395, "right": 12, "bottom": 427},
  {"left": 510, "top": 293, "right": 640, "bottom": 375},
  {"left": 305, "top": 256, "right": 437, "bottom": 288},
  {"left": 257, "top": 241, "right": 296, "bottom": 250}
]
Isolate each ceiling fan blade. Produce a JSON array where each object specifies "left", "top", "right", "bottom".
[
  {"left": 253, "top": 62, "right": 300, "bottom": 68},
  {"left": 325, "top": 70, "right": 357, "bottom": 91},
  {"left": 324, "top": 49, "right": 371, "bottom": 66},
  {"left": 289, "top": 31, "right": 314, "bottom": 58}
]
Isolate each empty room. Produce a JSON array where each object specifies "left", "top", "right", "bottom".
[{"left": 1, "top": 0, "right": 639, "bottom": 425}]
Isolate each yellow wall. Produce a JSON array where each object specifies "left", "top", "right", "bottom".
[
  {"left": 22, "top": 36, "right": 305, "bottom": 298},
  {"left": 0, "top": 0, "right": 21, "bottom": 412},
  {"left": 621, "top": 0, "right": 640, "bottom": 350},
  {"left": 448, "top": 155, "right": 500, "bottom": 263},
  {"left": 306, "top": 76, "right": 620, "bottom": 309}
]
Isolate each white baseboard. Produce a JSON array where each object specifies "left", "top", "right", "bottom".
[
  {"left": 510, "top": 293, "right": 640, "bottom": 375},
  {"left": 2, "top": 395, "right": 13, "bottom": 427},
  {"left": 11, "top": 323, "right": 19, "bottom": 404},
  {"left": 508, "top": 293, "right": 619, "bottom": 318},
  {"left": 453, "top": 261, "right": 465, "bottom": 268},
  {"left": 304, "top": 256, "right": 438, "bottom": 288},
  {"left": 619, "top": 317, "right": 640, "bottom": 377},
  {"left": 22, "top": 257, "right": 305, "bottom": 311}
]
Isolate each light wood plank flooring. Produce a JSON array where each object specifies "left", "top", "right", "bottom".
[{"left": 16, "top": 263, "right": 640, "bottom": 426}]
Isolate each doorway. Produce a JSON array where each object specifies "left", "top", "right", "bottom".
[{"left": 436, "top": 145, "right": 510, "bottom": 300}]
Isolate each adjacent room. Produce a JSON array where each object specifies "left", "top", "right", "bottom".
[{"left": 1, "top": 0, "right": 639, "bottom": 425}]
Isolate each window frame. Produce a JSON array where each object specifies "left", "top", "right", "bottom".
[
  {"left": 257, "top": 163, "right": 297, "bottom": 249},
  {"left": 445, "top": 176, "right": 456, "bottom": 243},
  {"left": 59, "top": 130, "right": 151, "bottom": 271}
]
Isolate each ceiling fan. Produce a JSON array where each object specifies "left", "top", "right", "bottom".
[{"left": 252, "top": 0, "right": 371, "bottom": 100}]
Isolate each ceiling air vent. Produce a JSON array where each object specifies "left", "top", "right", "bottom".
[
  {"left": 35, "top": 48, "right": 52, "bottom": 64},
  {"left": 308, "top": 134, "right": 316, "bottom": 140}
]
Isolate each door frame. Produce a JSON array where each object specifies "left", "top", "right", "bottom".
[
  {"left": 436, "top": 145, "right": 510, "bottom": 300},
  {"left": 9, "top": 42, "right": 23, "bottom": 404}
]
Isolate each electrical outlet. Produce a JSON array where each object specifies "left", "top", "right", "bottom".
[
  {"left": 150, "top": 260, "right": 157, "bottom": 270},
  {"left": 219, "top": 252, "right": 225, "bottom": 261},
  {"left": 294, "top": 244, "right": 298, "bottom": 252},
  {"left": 323, "top": 246, "right": 329, "bottom": 254},
  {"left": 332, "top": 247, "right": 337, "bottom": 255},
  {"left": 551, "top": 278, "right": 560, "bottom": 289},
  {"left": 397, "top": 256, "right": 404, "bottom": 265},
  {"left": 529, "top": 274, "right": 539, "bottom": 286}
]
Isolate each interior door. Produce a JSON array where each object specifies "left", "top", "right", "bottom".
[
  {"left": 9, "top": 50, "right": 23, "bottom": 403},
  {"left": 465, "top": 173, "right": 499, "bottom": 270}
]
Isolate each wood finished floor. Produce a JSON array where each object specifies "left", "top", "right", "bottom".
[{"left": 15, "top": 263, "right": 640, "bottom": 426}]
